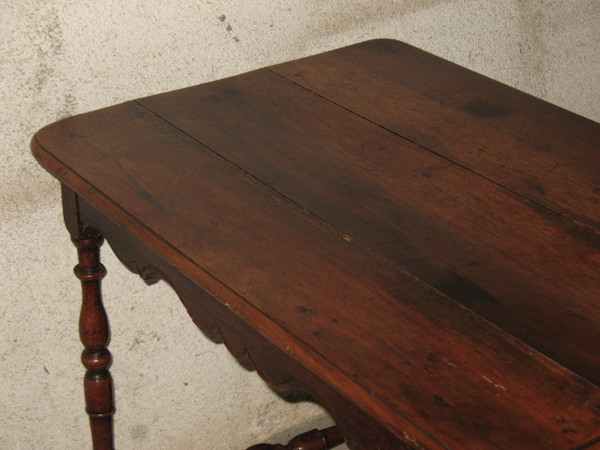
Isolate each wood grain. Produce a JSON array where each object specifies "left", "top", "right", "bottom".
[
  {"left": 138, "top": 67, "right": 600, "bottom": 387},
  {"left": 72, "top": 188, "right": 429, "bottom": 450},
  {"left": 271, "top": 39, "right": 600, "bottom": 229},
  {"left": 31, "top": 39, "right": 600, "bottom": 449},
  {"left": 33, "top": 98, "right": 600, "bottom": 448}
]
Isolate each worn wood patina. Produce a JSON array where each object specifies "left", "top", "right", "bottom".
[{"left": 32, "top": 39, "right": 600, "bottom": 449}]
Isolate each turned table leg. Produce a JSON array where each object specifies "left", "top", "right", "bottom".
[
  {"left": 72, "top": 229, "right": 115, "bottom": 450},
  {"left": 248, "top": 425, "right": 345, "bottom": 450}
]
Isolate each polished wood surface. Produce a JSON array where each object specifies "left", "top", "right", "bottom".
[
  {"left": 71, "top": 226, "right": 114, "bottom": 450},
  {"left": 32, "top": 39, "right": 600, "bottom": 449}
]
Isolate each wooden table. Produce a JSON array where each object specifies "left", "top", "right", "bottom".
[{"left": 32, "top": 39, "right": 600, "bottom": 449}]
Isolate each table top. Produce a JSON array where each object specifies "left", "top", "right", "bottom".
[{"left": 32, "top": 39, "right": 600, "bottom": 449}]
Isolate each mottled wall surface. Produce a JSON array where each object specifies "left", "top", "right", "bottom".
[{"left": 1, "top": 1, "right": 598, "bottom": 449}]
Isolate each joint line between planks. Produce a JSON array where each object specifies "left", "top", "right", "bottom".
[{"left": 268, "top": 68, "right": 599, "bottom": 235}]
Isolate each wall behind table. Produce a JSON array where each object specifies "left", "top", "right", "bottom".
[{"left": 1, "top": 1, "right": 598, "bottom": 448}]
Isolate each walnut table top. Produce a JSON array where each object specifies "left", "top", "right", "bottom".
[{"left": 32, "top": 39, "right": 600, "bottom": 449}]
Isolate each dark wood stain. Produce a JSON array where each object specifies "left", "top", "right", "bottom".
[
  {"left": 139, "top": 63, "right": 600, "bottom": 388},
  {"left": 463, "top": 98, "right": 512, "bottom": 118},
  {"left": 31, "top": 39, "right": 600, "bottom": 449},
  {"left": 272, "top": 39, "right": 600, "bottom": 229},
  {"left": 435, "top": 271, "right": 500, "bottom": 308}
]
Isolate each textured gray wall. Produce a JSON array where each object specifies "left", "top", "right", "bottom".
[{"left": 1, "top": 1, "right": 598, "bottom": 449}]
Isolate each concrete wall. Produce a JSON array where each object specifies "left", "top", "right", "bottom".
[{"left": 1, "top": 1, "right": 598, "bottom": 448}]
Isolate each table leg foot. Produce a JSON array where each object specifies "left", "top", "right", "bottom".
[
  {"left": 73, "top": 228, "right": 115, "bottom": 450},
  {"left": 248, "top": 425, "right": 345, "bottom": 450}
]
